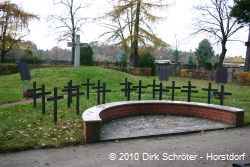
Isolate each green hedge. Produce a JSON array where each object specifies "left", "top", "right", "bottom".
[{"left": 0, "top": 63, "right": 19, "bottom": 75}]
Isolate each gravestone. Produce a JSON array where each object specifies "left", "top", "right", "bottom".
[
  {"left": 216, "top": 67, "right": 228, "bottom": 84},
  {"left": 159, "top": 66, "right": 170, "bottom": 81},
  {"left": 67, "top": 34, "right": 88, "bottom": 67},
  {"left": 18, "top": 62, "right": 31, "bottom": 96}
]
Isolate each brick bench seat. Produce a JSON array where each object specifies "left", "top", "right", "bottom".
[{"left": 82, "top": 100, "right": 245, "bottom": 142}]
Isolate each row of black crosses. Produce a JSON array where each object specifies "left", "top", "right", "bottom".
[
  {"left": 27, "top": 79, "right": 112, "bottom": 124},
  {"left": 120, "top": 78, "right": 232, "bottom": 105},
  {"left": 27, "top": 78, "right": 232, "bottom": 124}
]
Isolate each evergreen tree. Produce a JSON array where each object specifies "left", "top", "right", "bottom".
[
  {"left": 80, "top": 46, "right": 93, "bottom": 66},
  {"left": 195, "top": 39, "right": 215, "bottom": 67},
  {"left": 138, "top": 51, "right": 156, "bottom": 75},
  {"left": 184, "top": 51, "right": 196, "bottom": 65}
]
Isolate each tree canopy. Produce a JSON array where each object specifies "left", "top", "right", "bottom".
[
  {"left": 0, "top": 0, "right": 39, "bottom": 62},
  {"left": 195, "top": 39, "right": 215, "bottom": 67},
  {"left": 101, "top": 0, "right": 170, "bottom": 67},
  {"left": 230, "top": 0, "right": 250, "bottom": 24}
]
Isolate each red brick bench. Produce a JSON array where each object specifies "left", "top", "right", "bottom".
[{"left": 82, "top": 100, "right": 245, "bottom": 142}]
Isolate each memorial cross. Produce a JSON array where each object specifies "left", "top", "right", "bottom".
[
  {"left": 120, "top": 78, "right": 133, "bottom": 97},
  {"left": 27, "top": 81, "right": 42, "bottom": 108},
  {"left": 62, "top": 80, "right": 77, "bottom": 108},
  {"left": 47, "top": 87, "right": 64, "bottom": 124},
  {"left": 71, "top": 85, "right": 85, "bottom": 115},
  {"left": 92, "top": 80, "right": 104, "bottom": 105},
  {"left": 121, "top": 82, "right": 136, "bottom": 101},
  {"left": 181, "top": 81, "right": 198, "bottom": 102},
  {"left": 202, "top": 83, "right": 218, "bottom": 104},
  {"left": 153, "top": 82, "right": 169, "bottom": 100},
  {"left": 81, "top": 78, "right": 95, "bottom": 99},
  {"left": 132, "top": 80, "right": 147, "bottom": 100},
  {"left": 97, "top": 83, "right": 111, "bottom": 104},
  {"left": 35, "top": 84, "right": 51, "bottom": 115},
  {"left": 67, "top": 34, "right": 89, "bottom": 67},
  {"left": 166, "top": 81, "right": 181, "bottom": 101},
  {"left": 147, "top": 79, "right": 160, "bottom": 99},
  {"left": 213, "top": 85, "right": 232, "bottom": 105}
]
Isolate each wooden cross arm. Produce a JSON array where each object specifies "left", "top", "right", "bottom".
[
  {"left": 36, "top": 91, "right": 51, "bottom": 96},
  {"left": 97, "top": 90, "right": 111, "bottom": 93},
  {"left": 47, "top": 95, "right": 64, "bottom": 101},
  {"left": 202, "top": 88, "right": 218, "bottom": 91},
  {"left": 166, "top": 86, "right": 181, "bottom": 89},
  {"left": 62, "top": 88, "right": 77, "bottom": 92},
  {"left": 181, "top": 90, "right": 199, "bottom": 93},
  {"left": 71, "top": 92, "right": 85, "bottom": 96},
  {"left": 153, "top": 88, "right": 170, "bottom": 92},
  {"left": 27, "top": 88, "right": 43, "bottom": 92},
  {"left": 121, "top": 88, "right": 137, "bottom": 91}
]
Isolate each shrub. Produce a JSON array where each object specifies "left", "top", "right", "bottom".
[
  {"left": 204, "top": 62, "right": 212, "bottom": 70},
  {"left": 138, "top": 51, "right": 155, "bottom": 76},
  {"left": 181, "top": 69, "right": 188, "bottom": 77},
  {"left": 235, "top": 72, "right": 250, "bottom": 85},
  {"left": 214, "top": 62, "right": 219, "bottom": 69}
]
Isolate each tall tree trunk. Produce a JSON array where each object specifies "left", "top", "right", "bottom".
[
  {"left": 0, "top": 50, "right": 6, "bottom": 63},
  {"left": 133, "top": 0, "right": 141, "bottom": 68},
  {"left": 244, "top": 26, "right": 250, "bottom": 72},
  {"left": 218, "top": 40, "right": 227, "bottom": 68}
]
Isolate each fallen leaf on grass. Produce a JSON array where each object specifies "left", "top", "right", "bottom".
[
  {"left": 52, "top": 138, "right": 57, "bottom": 141},
  {"left": 41, "top": 143, "right": 47, "bottom": 147},
  {"left": 238, "top": 132, "right": 243, "bottom": 135}
]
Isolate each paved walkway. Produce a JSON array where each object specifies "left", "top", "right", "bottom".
[{"left": 100, "top": 115, "right": 234, "bottom": 141}]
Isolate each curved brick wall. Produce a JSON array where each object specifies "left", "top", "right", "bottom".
[{"left": 82, "top": 100, "right": 245, "bottom": 142}]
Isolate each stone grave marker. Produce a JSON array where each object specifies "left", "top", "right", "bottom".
[
  {"left": 216, "top": 67, "right": 228, "bottom": 84},
  {"left": 71, "top": 85, "right": 85, "bottom": 115},
  {"left": 181, "top": 81, "right": 198, "bottom": 102},
  {"left": 121, "top": 82, "right": 136, "bottom": 101},
  {"left": 81, "top": 78, "right": 95, "bottom": 99},
  {"left": 67, "top": 34, "right": 89, "bottom": 68},
  {"left": 18, "top": 62, "right": 31, "bottom": 96},
  {"left": 97, "top": 83, "right": 111, "bottom": 104},
  {"left": 147, "top": 79, "right": 160, "bottom": 99},
  {"left": 166, "top": 81, "right": 181, "bottom": 101},
  {"left": 133, "top": 80, "right": 147, "bottom": 100}
]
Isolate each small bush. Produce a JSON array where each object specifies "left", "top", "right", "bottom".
[
  {"left": 204, "top": 62, "right": 212, "bottom": 70},
  {"left": 181, "top": 69, "right": 188, "bottom": 77},
  {"left": 235, "top": 72, "right": 250, "bottom": 85},
  {"left": 214, "top": 62, "right": 219, "bottom": 69}
]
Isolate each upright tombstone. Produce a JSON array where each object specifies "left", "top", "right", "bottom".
[
  {"left": 18, "top": 62, "right": 31, "bottom": 96},
  {"left": 159, "top": 66, "right": 170, "bottom": 94},
  {"left": 67, "top": 34, "right": 89, "bottom": 68},
  {"left": 215, "top": 67, "right": 228, "bottom": 93},
  {"left": 159, "top": 66, "right": 170, "bottom": 81},
  {"left": 216, "top": 67, "right": 228, "bottom": 84}
]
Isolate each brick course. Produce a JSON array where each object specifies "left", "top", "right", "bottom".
[{"left": 82, "top": 100, "right": 245, "bottom": 142}]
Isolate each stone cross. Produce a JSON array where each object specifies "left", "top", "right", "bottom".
[{"left": 67, "top": 34, "right": 88, "bottom": 67}]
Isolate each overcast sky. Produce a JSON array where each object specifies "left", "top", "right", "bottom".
[{"left": 11, "top": 0, "right": 249, "bottom": 58}]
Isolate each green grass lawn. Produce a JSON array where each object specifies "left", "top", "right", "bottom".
[{"left": 0, "top": 66, "right": 249, "bottom": 152}]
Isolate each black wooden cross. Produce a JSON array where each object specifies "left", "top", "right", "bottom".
[
  {"left": 181, "top": 81, "right": 198, "bottom": 102},
  {"left": 62, "top": 80, "right": 77, "bottom": 108},
  {"left": 147, "top": 79, "right": 160, "bottom": 99},
  {"left": 71, "top": 85, "right": 85, "bottom": 115},
  {"left": 213, "top": 85, "right": 232, "bottom": 105},
  {"left": 81, "top": 78, "right": 95, "bottom": 99},
  {"left": 202, "top": 83, "right": 218, "bottom": 104},
  {"left": 47, "top": 87, "right": 64, "bottom": 124},
  {"left": 132, "top": 80, "right": 147, "bottom": 100},
  {"left": 121, "top": 82, "right": 136, "bottom": 101},
  {"left": 97, "top": 83, "right": 111, "bottom": 104},
  {"left": 153, "top": 82, "right": 169, "bottom": 100},
  {"left": 35, "top": 84, "right": 51, "bottom": 115},
  {"left": 166, "top": 81, "right": 181, "bottom": 101},
  {"left": 120, "top": 78, "right": 133, "bottom": 97},
  {"left": 92, "top": 80, "right": 104, "bottom": 105},
  {"left": 27, "top": 81, "right": 42, "bottom": 108}
]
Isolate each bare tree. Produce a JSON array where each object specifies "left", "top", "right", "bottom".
[
  {"left": 192, "top": 0, "right": 244, "bottom": 68},
  {"left": 47, "top": 0, "right": 90, "bottom": 64}
]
